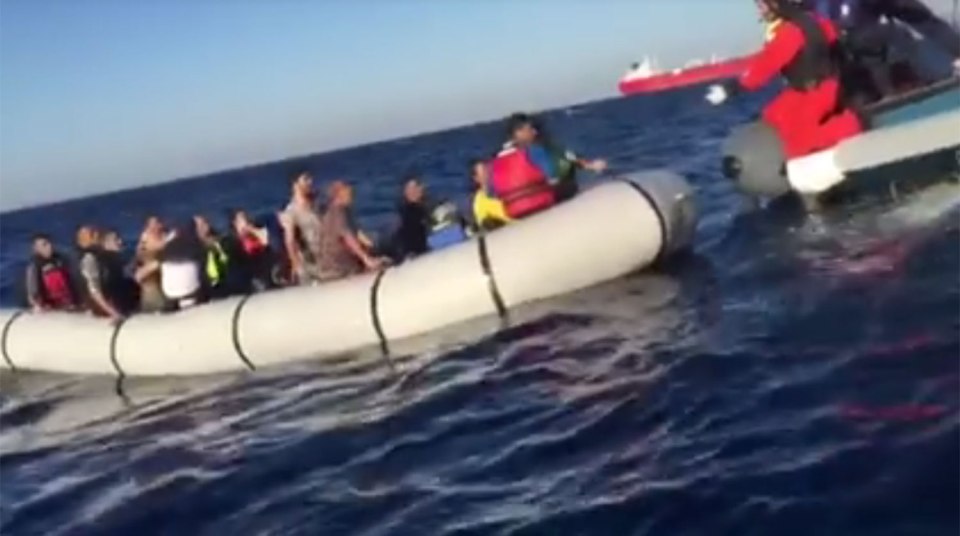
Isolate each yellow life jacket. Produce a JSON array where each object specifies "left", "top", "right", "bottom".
[
  {"left": 205, "top": 242, "right": 228, "bottom": 285},
  {"left": 472, "top": 189, "right": 511, "bottom": 229}
]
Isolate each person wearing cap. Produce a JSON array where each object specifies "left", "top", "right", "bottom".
[
  {"left": 707, "top": 0, "right": 863, "bottom": 159},
  {"left": 317, "top": 180, "right": 383, "bottom": 281}
]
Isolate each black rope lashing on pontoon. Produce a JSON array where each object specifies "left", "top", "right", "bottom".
[
  {"left": 477, "top": 235, "right": 508, "bottom": 320},
  {"left": 109, "top": 317, "right": 128, "bottom": 396},
  {"left": 231, "top": 294, "right": 257, "bottom": 371},
  {"left": 0, "top": 311, "right": 26, "bottom": 372},
  {"left": 369, "top": 269, "right": 394, "bottom": 369},
  {"left": 620, "top": 179, "right": 669, "bottom": 263}
]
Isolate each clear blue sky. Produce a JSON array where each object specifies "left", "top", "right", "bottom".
[{"left": 1, "top": 0, "right": 764, "bottom": 210}]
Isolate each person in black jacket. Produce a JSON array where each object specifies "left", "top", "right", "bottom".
[
  {"left": 390, "top": 175, "right": 431, "bottom": 261},
  {"left": 100, "top": 229, "right": 140, "bottom": 315}
]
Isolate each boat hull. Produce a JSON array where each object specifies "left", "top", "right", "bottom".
[{"left": 721, "top": 77, "right": 960, "bottom": 203}]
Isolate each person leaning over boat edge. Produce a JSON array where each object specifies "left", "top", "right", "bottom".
[{"left": 707, "top": 0, "right": 863, "bottom": 159}]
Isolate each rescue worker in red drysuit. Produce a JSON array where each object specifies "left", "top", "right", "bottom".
[{"left": 708, "top": 0, "right": 864, "bottom": 159}]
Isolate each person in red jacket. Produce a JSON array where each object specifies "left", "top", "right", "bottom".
[{"left": 708, "top": 0, "right": 863, "bottom": 159}]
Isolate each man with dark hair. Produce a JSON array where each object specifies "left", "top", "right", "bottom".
[
  {"left": 278, "top": 171, "right": 324, "bottom": 284},
  {"left": 489, "top": 113, "right": 607, "bottom": 219},
  {"left": 25, "top": 234, "right": 80, "bottom": 312}
]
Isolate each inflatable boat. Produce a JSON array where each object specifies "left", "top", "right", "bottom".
[
  {"left": 0, "top": 171, "right": 697, "bottom": 377},
  {"left": 721, "top": 77, "right": 960, "bottom": 204}
]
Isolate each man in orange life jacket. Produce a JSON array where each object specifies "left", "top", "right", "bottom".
[
  {"left": 489, "top": 113, "right": 606, "bottom": 219},
  {"left": 707, "top": 0, "right": 863, "bottom": 159},
  {"left": 489, "top": 113, "right": 559, "bottom": 219},
  {"left": 25, "top": 234, "right": 80, "bottom": 313}
]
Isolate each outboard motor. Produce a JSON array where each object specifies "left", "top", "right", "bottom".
[{"left": 721, "top": 121, "right": 791, "bottom": 199}]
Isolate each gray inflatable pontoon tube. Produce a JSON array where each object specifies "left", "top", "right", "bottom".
[{"left": 0, "top": 170, "right": 697, "bottom": 377}]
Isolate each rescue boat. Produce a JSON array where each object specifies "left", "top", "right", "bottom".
[
  {"left": 721, "top": 77, "right": 960, "bottom": 204},
  {"left": 0, "top": 171, "right": 697, "bottom": 377}
]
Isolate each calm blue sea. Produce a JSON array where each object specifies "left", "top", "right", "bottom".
[{"left": 1, "top": 86, "right": 958, "bottom": 536}]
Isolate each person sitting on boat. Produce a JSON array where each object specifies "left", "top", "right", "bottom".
[
  {"left": 427, "top": 201, "right": 469, "bottom": 251},
  {"left": 317, "top": 180, "right": 384, "bottom": 281},
  {"left": 707, "top": 0, "right": 863, "bottom": 159},
  {"left": 194, "top": 215, "right": 246, "bottom": 298},
  {"left": 24, "top": 234, "right": 81, "bottom": 313},
  {"left": 100, "top": 229, "right": 140, "bottom": 315},
  {"left": 160, "top": 222, "right": 207, "bottom": 310},
  {"left": 468, "top": 159, "right": 510, "bottom": 232},
  {"left": 490, "top": 113, "right": 557, "bottom": 219},
  {"left": 391, "top": 174, "right": 430, "bottom": 261},
  {"left": 76, "top": 225, "right": 125, "bottom": 321},
  {"left": 491, "top": 113, "right": 607, "bottom": 218},
  {"left": 228, "top": 209, "right": 277, "bottom": 292},
  {"left": 278, "top": 171, "right": 324, "bottom": 285},
  {"left": 534, "top": 118, "right": 608, "bottom": 201},
  {"left": 133, "top": 216, "right": 172, "bottom": 313}
]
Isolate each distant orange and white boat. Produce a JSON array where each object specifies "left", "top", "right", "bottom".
[{"left": 618, "top": 54, "right": 753, "bottom": 95}]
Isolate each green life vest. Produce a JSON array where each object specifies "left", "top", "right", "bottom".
[{"left": 205, "top": 242, "right": 229, "bottom": 285}]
